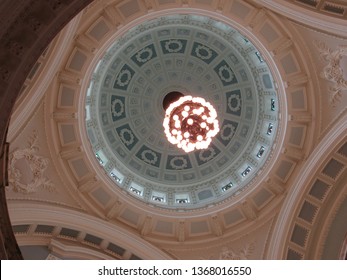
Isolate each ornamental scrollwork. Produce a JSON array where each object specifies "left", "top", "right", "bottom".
[
  {"left": 195, "top": 44, "right": 213, "bottom": 60},
  {"left": 199, "top": 147, "right": 216, "bottom": 162},
  {"left": 8, "top": 130, "right": 55, "bottom": 193},
  {"left": 119, "top": 128, "right": 135, "bottom": 146},
  {"left": 116, "top": 69, "right": 132, "bottom": 87},
  {"left": 141, "top": 150, "right": 158, "bottom": 165},
  {"left": 227, "top": 93, "right": 241, "bottom": 112},
  {"left": 218, "top": 65, "right": 235, "bottom": 83},
  {"left": 135, "top": 47, "right": 153, "bottom": 63},
  {"left": 170, "top": 156, "right": 188, "bottom": 170},
  {"left": 111, "top": 98, "right": 125, "bottom": 117},
  {"left": 165, "top": 40, "right": 183, "bottom": 53},
  {"left": 315, "top": 41, "right": 347, "bottom": 106},
  {"left": 221, "top": 124, "right": 236, "bottom": 141},
  {"left": 219, "top": 241, "right": 255, "bottom": 260}
]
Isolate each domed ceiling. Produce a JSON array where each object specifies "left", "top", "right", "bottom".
[
  {"left": 85, "top": 14, "right": 279, "bottom": 209},
  {"left": 7, "top": 0, "right": 347, "bottom": 260}
]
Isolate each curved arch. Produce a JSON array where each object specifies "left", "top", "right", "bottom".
[
  {"left": 42, "top": 1, "right": 317, "bottom": 247},
  {"left": 0, "top": 0, "right": 94, "bottom": 259},
  {"left": 8, "top": 201, "right": 172, "bottom": 260},
  {"left": 267, "top": 113, "right": 347, "bottom": 259},
  {"left": 0, "top": 0, "right": 93, "bottom": 146},
  {"left": 19, "top": 241, "right": 113, "bottom": 260},
  {"left": 339, "top": 234, "right": 347, "bottom": 260},
  {"left": 0, "top": 0, "right": 346, "bottom": 258},
  {"left": 256, "top": 0, "right": 347, "bottom": 37}
]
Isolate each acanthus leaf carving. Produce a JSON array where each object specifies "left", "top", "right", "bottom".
[
  {"left": 8, "top": 130, "right": 55, "bottom": 193},
  {"left": 219, "top": 241, "right": 256, "bottom": 260},
  {"left": 315, "top": 41, "right": 347, "bottom": 106}
]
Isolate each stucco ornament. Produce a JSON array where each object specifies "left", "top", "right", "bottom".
[
  {"left": 165, "top": 40, "right": 183, "bottom": 53},
  {"left": 8, "top": 131, "right": 54, "bottom": 193},
  {"left": 219, "top": 242, "right": 255, "bottom": 260},
  {"left": 316, "top": 41, "right": 347, "bottom": 105}
]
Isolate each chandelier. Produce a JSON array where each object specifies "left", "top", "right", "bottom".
[{"left": 163, "top": 95, "right": 220, "bottom": 152}]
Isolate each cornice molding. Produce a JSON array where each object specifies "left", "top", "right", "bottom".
[
  {"left": 8, "top": 201, "right": 172, "bottom": 260},
  {"left": 255, "top": 0, "right": 347, "bottom": 38}
]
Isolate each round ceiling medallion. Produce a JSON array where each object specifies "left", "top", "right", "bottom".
[{"left": 85, "top": 14, "right": 279, "bottom": 209}]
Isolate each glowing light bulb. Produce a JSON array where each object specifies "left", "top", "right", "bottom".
[{"left": 163, "top": 95, "right": 219, "bottom": 152}]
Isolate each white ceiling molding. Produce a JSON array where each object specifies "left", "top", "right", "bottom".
[
  {"left": 266, "top": 112, "right": 347, "bottom": 259},
  {"left": 8, "top": 201, "right": 172, "bottom": 260},
  {"left": 49, "top": 239, "right": 112, "bottom": 260},
  {"left": 255, "top": 0, "right": 347, "bottom": 37},
  {"left": 7, "top": 14, "right": 83, "bottom": 142}
]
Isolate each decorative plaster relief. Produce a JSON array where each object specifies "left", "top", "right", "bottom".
[
  {"left": 8, "top": 130, "right": 54, "bottom": 193},
  {"left": 46, "top": 254, "right": 61, "bottom": 260},
  {"left": 315, "top": 41, "right": 347, "bottom": 106},
  {"left": 219, "top": 241, "right": 256, "bottom": 260}
]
